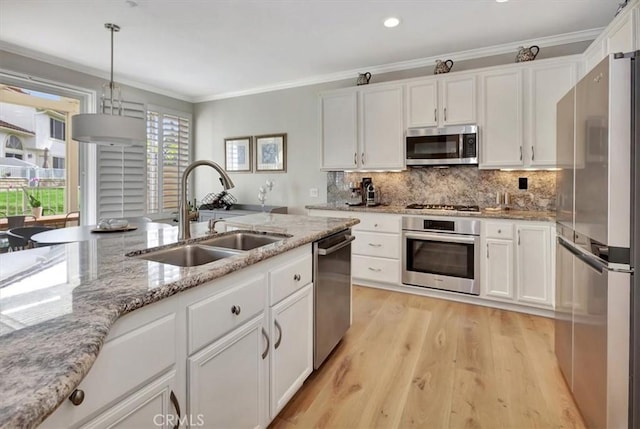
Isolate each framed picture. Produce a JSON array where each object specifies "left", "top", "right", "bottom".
[
  {"left": 224, "top": 136, "right": 252, "bottom": 172},
  {"left": 255, "top": 133, "right": 287, "bottom": 172}
]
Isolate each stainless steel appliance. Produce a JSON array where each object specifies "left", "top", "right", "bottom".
[
  {"left": 402, "top": 216, "right": 480, "bottom": 295},
  {"left": 313, "top": 229, "right": 355, "bottom": 369},
  {"left": 554, "top": 53, "right": 636, "bottom": 429},
  {"left": 406, "top": 125, "right": 478, "bottom": 166}
]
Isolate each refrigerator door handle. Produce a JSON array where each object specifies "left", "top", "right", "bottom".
[{"left": 558, "top": 237, "right": 606, "bottom": 273}]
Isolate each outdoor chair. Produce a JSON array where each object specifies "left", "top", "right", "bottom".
[
  {"left": 65, "top": 211, "right": 80, "bottom": 227},
  {"left": 7, "top": 226, "right": 55, "bottom": 251}
]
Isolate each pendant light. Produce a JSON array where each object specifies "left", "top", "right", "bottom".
[{"left": 72, "top": 23, "right": 145, "bottom": 146}]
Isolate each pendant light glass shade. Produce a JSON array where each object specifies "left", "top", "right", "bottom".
[{"left": 71, "top": 23, "right": 145, "bottom": 146}]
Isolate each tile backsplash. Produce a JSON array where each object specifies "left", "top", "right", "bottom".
[{"left": 327, "top": 167, "right": 556, "bottom": 211}]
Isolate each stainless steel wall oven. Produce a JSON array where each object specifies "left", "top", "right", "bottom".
[{"left": 402, "top": 217, "right": 480, "bottom": 295}]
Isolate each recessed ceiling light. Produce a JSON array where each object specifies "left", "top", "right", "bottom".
[
  {"left": 496, "top": 0, "right": 509, "bottom": 2},
  {"left": 383, "top": 17, "right": 400, "bottom": 28}
]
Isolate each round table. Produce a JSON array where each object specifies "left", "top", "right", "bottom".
[{"left": 31, "top": 222, "right": 174, "bottom": 245}]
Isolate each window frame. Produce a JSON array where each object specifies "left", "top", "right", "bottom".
[{"left": 145, "top": 105, "right": 192, "bottom": 219}]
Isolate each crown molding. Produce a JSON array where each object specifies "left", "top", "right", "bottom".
[
  {"left": 2, "top": 27, "right": 602, "bottom": 104},
  {"left": 0, "top": 41, "right": 192, "bottom": 102},
  {"left": 194, "top": 27, "right": 602, "bottom": 102}
]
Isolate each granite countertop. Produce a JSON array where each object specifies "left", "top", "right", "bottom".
[
  {"left": 306, "top": 203, "right": 556, "bottom": 222},
  {"left": 0, "top": 213, "right": 358, "bottom": 429}
]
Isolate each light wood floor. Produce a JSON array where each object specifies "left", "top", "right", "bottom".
[{"left": 270, "top": 286, "right": 585, "bottom": 429}]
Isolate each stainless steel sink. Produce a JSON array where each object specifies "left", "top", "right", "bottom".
[
  {"left": 199, "top": 232, "right": 288, "bottom": 251},
  {"left": 133, "top": 245, "right": 242, "bottom": 267}
]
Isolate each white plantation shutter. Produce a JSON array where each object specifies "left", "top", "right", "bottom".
[
  {"left": 96, "top": 101, "right": 146, "bottom": 219},
  {"left": 146, "top": 108, "right": 191, "bottom": 215}
]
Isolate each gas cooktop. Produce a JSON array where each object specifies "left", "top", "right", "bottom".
[{"left": 405, "top": 203, "right": 480, "bottom": 212}]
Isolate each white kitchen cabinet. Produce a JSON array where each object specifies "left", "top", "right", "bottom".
[
  {"left": 188, "top": 315, "right": 268, "bottom": 429},
  {"left": 479, "top": 57, "right": 579, "bottom": 169},
  {"left": 478, "top": 69, "right": 524, "bottom": 168},
  {"left": 359, "top": 84, "right": 405, "bottom": 169},
  {"left": 405, "top": 74, "right": 476, "bottom": 128},
  {"left": 320, "top": 90, "right": 358, "bottom": 170},
  {"left": 483, "top": 239, "right": 515, "bottom": 300},
  {"left": 269, "top": 283, "right": 313, "bottom": 417},
  {"left": 527, "top": 60, "right": 578, "bottom": 167},
  {"left": 405, "top": 79, "right": 437, "bottom": 127},
  {"left": 582, "top": 0, "right": 638, "bottom": 75},
  {"left": 441, "top": 75, "right": 477, "bottom": 125},
  {"left": 320, "top": 84, "right": 404, "bottom": 171},
  {"left": 41, "top": 299, "right": 180, "bottom": 429},
  {"left": 481, "top": 222, "right": 515, "bottom": 301},
  {"left": 308, "top": 210, "right": 401, "bottom": 286},
  {"left": 80, "top": 371, "right": 179, "bottom": 429},
  {"left": 516, "top": 224, "right": 552, "bottom": 307},
  {"left": 481, "top": 220, "right": 553, "bottom": 310}
]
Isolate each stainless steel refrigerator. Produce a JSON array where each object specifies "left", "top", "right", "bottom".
[{"left": 555, "top": 52, "right": 637, "bottom": 428}]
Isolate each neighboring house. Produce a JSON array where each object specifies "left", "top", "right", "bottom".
[{"left": 0, "top": 101, "right": 66, "bottom": 169}]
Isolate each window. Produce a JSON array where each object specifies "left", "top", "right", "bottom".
[
  {"left": 5, "top": 135, "right": 24, "bottom": 159},
  {"left": 53, "top": 156, "right": 65, "bottom": 169},
  {"left": 146, "top": 109, "right": 191, "bottom": 215},
  {"left": 49, "top": 117, "right": 65, "bottom": 140}
]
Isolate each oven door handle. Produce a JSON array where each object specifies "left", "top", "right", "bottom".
[{"left": 403, "top": 231, "right": 476, "bottom": 244}]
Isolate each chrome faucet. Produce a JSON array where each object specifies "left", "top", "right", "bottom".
[{"left": 179, "top": 160, "right": 234, "bottom": 240}]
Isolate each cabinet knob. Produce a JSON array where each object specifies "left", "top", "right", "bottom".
[
  {"left": 69, "top": 389, "right": 85, "bottom": 406},
  {"left": 498, "top": 229, "right": 502, "bottom": 233},
  {"left": 293, "top": 274, "right": 301, "bottom": 281},
  {"left": 231, "top": 305, "right": 241, "bottom": 315},
  {"left": 374, "top": 223, "right": 379, "bottom": 227}
]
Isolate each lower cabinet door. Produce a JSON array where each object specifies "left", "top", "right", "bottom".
[
  {"left": 516, "top": 225, "right": 552, "bottom": 307},
  {"left": 188, "top": 314, "right": 268, "bottom": 429},
  {"left": 482, "top": 238, "right": 515, "bottom": 300},
  {"left": 81, "top": 371, "right": 179, "bottom": 429},
  {"left": 270, "top": 283, "right": 313, "bottom": 419}
]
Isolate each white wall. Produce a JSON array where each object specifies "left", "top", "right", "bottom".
[{"left": 194, "top": 81, "right": 347, "bottom": 214}]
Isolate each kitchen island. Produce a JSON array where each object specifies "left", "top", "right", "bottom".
[{"left": 0, "top": 213, "right": 358, "bottom": 429}]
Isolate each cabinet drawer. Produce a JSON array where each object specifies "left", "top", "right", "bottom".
[
  {"left": 270, "top": 253, "right": 313, "bottom": 305},
  {"left": 188, "top": 275, "right": 266, "bottom": 355},
  {"left": 353, "top": 213, "right": 401, "bottom": 233},
  {"left": 352, "top": 231, "right": 400, "bottom": 259},
  {"left": 484, "top": 222, "right": 514, "bottom": 239},
  {"left": 352, "top": 255, "right": 400, "bottom": 284},
  {"left": 42, "top": 313, "right": 176, "bottom": 429}
]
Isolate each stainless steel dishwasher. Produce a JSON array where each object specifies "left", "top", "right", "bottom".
[{"left": 313, "top": 229, "right": 355, "bottom": 369}]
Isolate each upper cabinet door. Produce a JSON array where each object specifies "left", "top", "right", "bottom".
[
  {"left": 440, "top": 75, "right": 476, "bottom": 125},
  {"left": 320, "top": 91, "right": 358, "bottom": 170},
  {"left": 359, "top": 85, "right": 405, "bottom": 169},
  {"left": 479, "top": 69, "right": 524, "bottom": 168},
  {"left": 406, "top": 79, "right": 438, "bottom": 128},
  {"left": 528, "top": 61, "right": 578, "bottom": 167}
]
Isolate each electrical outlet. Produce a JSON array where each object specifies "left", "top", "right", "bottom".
[
  {"left": 519, "top": 177, "right": 528, "bottom": 190},
  {"left": 310, "top": 187, "right": 319, "bottom": 198}
]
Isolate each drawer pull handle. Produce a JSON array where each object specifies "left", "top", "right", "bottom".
[
  {"left": 274, "top": 320, "right": 283, "bottom": 349},
  {"left": 293, "top": 273, "right": 301, "bottom": 281},
  {"left": 261, "top": 327, "right": 270, "bottom": 359},
  {"left": 69, "top": 389, "right": 85, "bottom": 406},
  {"left": 231, "top": 305, "right": 241, "bottom": 315},
  {"left": 368, "top": 243, "right": 382, "bottom": 247},
  {"left": 368, "top": 267, "right": 382, "bottom": 272},
  {"left": 170, "top": 390, "right": 181, "bottom": 429}
]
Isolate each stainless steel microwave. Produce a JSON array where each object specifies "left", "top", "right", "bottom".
[{"left": 406, "top": 125, "right": 478, "bottom": 166}]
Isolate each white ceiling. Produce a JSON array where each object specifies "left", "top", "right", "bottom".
[{"left": 0, "top": 0, "right": 622, "bottom": 102}]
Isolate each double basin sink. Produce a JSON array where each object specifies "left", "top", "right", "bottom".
[{"left": 130, "top": 231, "right": 290, "bottom": 267}]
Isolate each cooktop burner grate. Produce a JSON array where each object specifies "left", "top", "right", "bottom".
[{"left": 405, "top": 203, "right": 480, "bottom": 212}]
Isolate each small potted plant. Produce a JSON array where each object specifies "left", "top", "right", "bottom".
[{"left": 23, "top": 187, "right": 42, "bottom": 218}]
